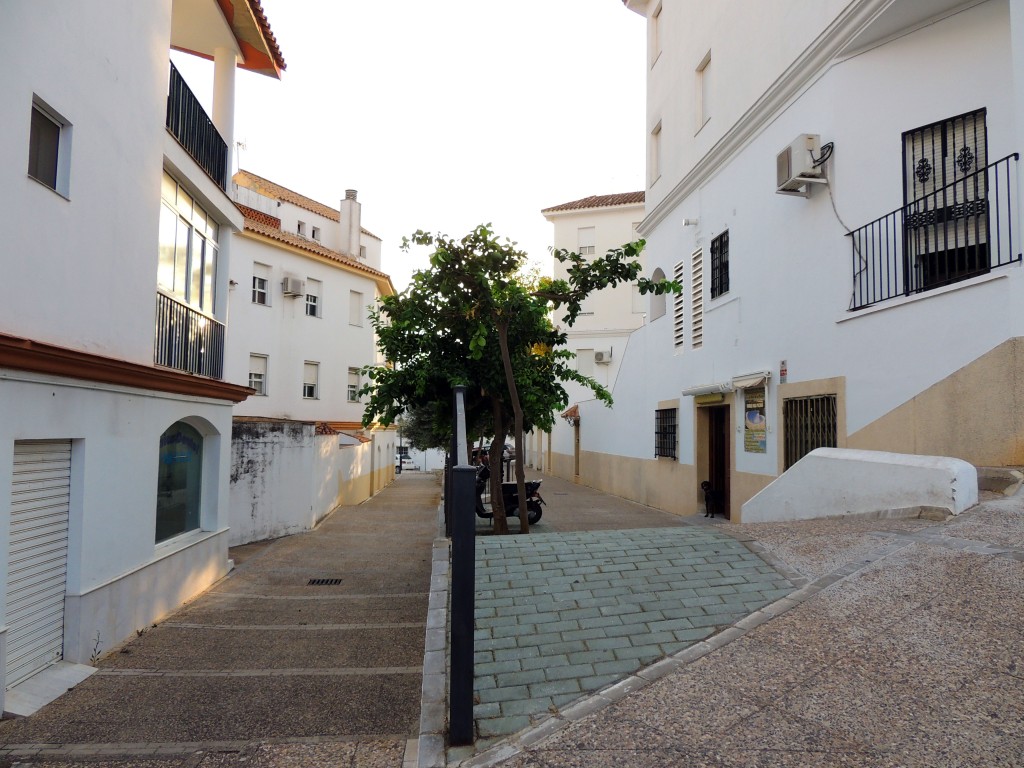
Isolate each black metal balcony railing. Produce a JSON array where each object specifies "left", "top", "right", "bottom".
[
  {"left": 166, "top": 62, "right": 228, "bottom": 189},
  {"left": 155, "top": 293, "right": 225, "bottom": 379},
  {"left": 848, "top": 153, "right": 1020, "bottom": 310}
]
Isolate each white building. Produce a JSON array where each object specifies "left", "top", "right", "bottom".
[
  {"left": 529, "top": 193, "right": 646, "bottom": 473},
  {"left": 226, "top": 171, "right": 397, "bottom": 544},
  {"left": 0, "top": 1, "right": 284, "bottom": 706},
  {"left": 552, "top": 0, "right": 1024, "bottom": 521}
]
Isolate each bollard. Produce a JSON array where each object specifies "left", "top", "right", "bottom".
[{"left": 448, "top": 464, "right": 476, "bottom": 746}]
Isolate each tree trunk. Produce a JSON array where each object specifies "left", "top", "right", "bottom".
[
  {"left": 489, "top": 398, "right": 509, "bottom": 535},
  {"left": 496, "top": 320, "right": 529, "bottom": 533}
]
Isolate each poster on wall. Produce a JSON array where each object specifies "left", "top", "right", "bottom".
[{"left": 744, "top": 387, "right": 767, "bottom": 453}]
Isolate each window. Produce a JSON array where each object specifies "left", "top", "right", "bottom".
[
  {"left": 710, "top": 230, "right": 729, "bottom": 299},
  {"left": 576, "top": 349, "right": 595, "bottom": 378},
  {"left": 251, "top": 262, "right": 270, "bottom": 305},
  {"left": 673, "top": 260, "right": 685, "bottom": 348},
  {"left": 347, "top": 368, "right": 360, "bottom": 402},
  {"left": 159, "top": 172, "right": 219, "bottom": 313},
  {"left": 28, "top": 97, "right": 71, "bottom": 195},
  {"left": 649, "top": 3, "right": 663, "bottom": 67},
  {"left": 249, "top": 354, "right": 268, "bottom": 395},
  {"left": 311, "top": 226, "right": 321, "bottom": 241},
  {"left": 903, "top": 108, "right": 989, "bottom": 291},
  {"left": 156, "top": 421, "right": 203, "bottom": 543},
  {"left": 303, "top": 362, "right": 319, "bottom": 399},
  {"left": 783, "top": 395, "right": 837, "bottom": 470},
  {"left": 359, "top": 245, "right": 367, "bottom": 260},
  {"left": 578, "top": 227, "right": 596, "bottom": 256},
  {"left": 649, "top": 121, "right": 662, "bottom": 186},
  {"left": 691, "top": 248, "right": 704, "bottom": 349},
  {"left": 297, "top": 220, "right": 307, "bottom": 237},
  {"left": 696, "top": 51, "right": 712, "bottom": 131},
  {"left": 305, "top": 278, "right": 321, "bottom": 317},
  {"left": 654, "top": 408, "right": 677, "bottom": 459},
  {"left": 649, "top": 268, "right": 667, "bottom": 320},
  {"left": 349, "top": 291, "right": 364, "bottom": 326}
]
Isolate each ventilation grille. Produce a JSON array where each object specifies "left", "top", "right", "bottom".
[
  {"left": 691, "top": 248, "right": 703, "bottom": 349},
  {"left": 673, "top": 260, "right": 685, "bottom": 349}
]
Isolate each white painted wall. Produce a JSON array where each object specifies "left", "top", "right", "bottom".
[
  {"left": 741, "top": 448, "right": 978, "bottom": 522},
  {"left": 226, "top": 234, "right": 382, "bottom": 421},
  {"left": 573, "top": 0, "right": 1024, "bottom": 481},
  {"left": 0, "top": 372, "right": 233, "bottom": 665}
]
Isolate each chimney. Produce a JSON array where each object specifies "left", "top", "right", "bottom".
[{"left": 339, "top": 189, "right": 361, "bottom": 258}]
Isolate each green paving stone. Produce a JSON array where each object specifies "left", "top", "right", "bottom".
[
  {"left": 689, "top": 613, "right": 728, "bottom": 628},
  {"left": 648, "top": 618, "right": 697, "bottom": 633},
  {"left": 613, "top": 644, "right": 665, "bottom": 661},
  {"left": 580, "top": 674, "right": 622, "bottom": 691},
  {"left": 519, "top": 631, "right": 563, "bottom": 647},
  {"left": 477, "top": 716, "right": 533, "bottom": 738},
  {"left": 587, "top": 636, "right": 634, "bottom": 651},
  {"left": 594, "top": 658, "right": 646, "bottom": 676},
  {"left": 521, "top": 653, "right": 568, "bottom": 671},
  {"left": 544, "top": 640, "right": 589, "bottom": 655},
  {"left": 474, "top": 702, "right": 501, "bottom": 718},
  {"left": 475, "top": 651, "right": 494, "bottom": 664},
  {"left": 501, "top": 697, "right": 555, "bottom": 717},
  {"left": 530, "top": 679, "right": 582, "bottom": 697},
  {"left": 568, "top": 649, "right": 617, "bottom": 664},
  {"left": 545, "top": 663, "right": 598, "bottom": 681},
  {"left": 476, "top": 659, "right": 522, "bottom": 676},
  {"left": 477, "top": 615, "right": 519, "bottom": 629},
  {"left": 494, "top": 645, "right": 540, "bottom": 662},
  {"left": 560, "top": 627, "right": 609, "bottom": 642},
  {"left": 673, "top": 626, "right": 716, "bottom": 642},
  {"left": 477, "top": 685, "right": 530, "bottom": 704},
  {"left": 475, "top": 675, "right": 497, "bottom": 690},
  {"left": 497, "top": 668, "right": 547, "bottom": 687}
]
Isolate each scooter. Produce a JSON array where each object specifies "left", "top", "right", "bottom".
[{"left": 475, "top": 464, "right": 545, "bottom": 525}]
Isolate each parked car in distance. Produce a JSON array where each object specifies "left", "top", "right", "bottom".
[
  {"left": 395, "top": 454, "right": 402, "bottom": 473},
  {"left": 400, "top": 456, "right": 419, "bottom": 471}
]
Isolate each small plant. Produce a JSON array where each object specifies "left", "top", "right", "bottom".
[{"left": 89, "top": 631, "right": 103, "bottom": 665}]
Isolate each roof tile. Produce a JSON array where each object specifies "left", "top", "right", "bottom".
[{"left": 542, "top": 191, "right": 645, "bottom": 214}]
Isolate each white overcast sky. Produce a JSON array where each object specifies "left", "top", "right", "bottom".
[{"left": 174, "top": 1, "right": 647, "bottom": 290}]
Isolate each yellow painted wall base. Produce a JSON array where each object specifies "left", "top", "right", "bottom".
[{"left": 850, "top": 337, "right": 1024, "bottom": 466}]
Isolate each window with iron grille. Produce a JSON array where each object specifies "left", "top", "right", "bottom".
[
  {"left": 783, "top": 394, "right": 837, "bottom": 470},
  {"left": 710, "top": 230, "right": 729, "bottom": 298},
  {"left": 654, "top": 408, "right": 677, "bottom": 459}
]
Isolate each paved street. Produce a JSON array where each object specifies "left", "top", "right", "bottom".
[{"left": 0, "top": 472, "right": 441, "bottom": 767}]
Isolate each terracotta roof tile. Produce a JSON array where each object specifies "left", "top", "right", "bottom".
[
  {"left": 541, "top": 192, "right": 645, "bottom": 214},
  {"left": 246, "top": 0, "right": 287, "bottom": 74},
  {"left": 240, "top": 215, "right": 392, "bottom": 284},
  {"left": 235, "top": 203, "right": 280, "bottom": 229},
  {"left": 234, "top": 170, "right": 381, "bottom": 241}
]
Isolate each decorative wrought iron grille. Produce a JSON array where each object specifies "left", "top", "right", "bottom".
[
  {"left": 654, "top": 408, "right": 678, "bottom": 459},
  {"left": 710, "top": 230, "right": 729, "bottom": 298},
  {"left": 783, "top": 395, "right": 836, "bottom": 470},
  {"left": 847, "top": 154, "right": 1019, "bottom": 310}
]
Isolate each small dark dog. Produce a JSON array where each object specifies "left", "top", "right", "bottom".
[{"left": 701, "top": 481, "right": 717, "bottom": 518}]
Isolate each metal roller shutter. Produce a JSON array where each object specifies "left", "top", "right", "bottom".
[{"left": 6, "top": 440, "right": 70, "bottom": 687}]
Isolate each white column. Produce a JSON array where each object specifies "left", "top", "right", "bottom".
[{"left": 212, "top": 46, "right": 237, "bottom": 176}]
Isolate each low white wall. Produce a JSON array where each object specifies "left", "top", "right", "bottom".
[
  {"left": 229, "top": 420, "right": 316, "bottom": 546},
  {"left": 64, "top": 528, "right": 229, "bottom": 663},
  {"left": 741, "top": 448, "right": 978, "bottom": 523}
]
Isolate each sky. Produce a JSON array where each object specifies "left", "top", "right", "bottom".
[{"left": 173, "top": 1, "right": 648, "bottom": 290}]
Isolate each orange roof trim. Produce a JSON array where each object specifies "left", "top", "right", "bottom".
[{"left": 217, "top": 0, "right": 287, "bottom": 78}]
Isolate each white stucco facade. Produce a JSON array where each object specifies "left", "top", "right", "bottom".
[
  {"left": 553, "top": 0, "right": 1024, "bottom": 521},
  {"left": 225, "top": 173, "right": 397, "bottom": 543},
  {"left": 0, "top": 0, "right": 283, "bottom": 706}
]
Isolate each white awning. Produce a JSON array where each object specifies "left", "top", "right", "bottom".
[
  {"left": 681, "top": 382, "right": 733, "bottom": 397},
  {"left": 732, "top": 371, "right": 771, "bottom": 389}
]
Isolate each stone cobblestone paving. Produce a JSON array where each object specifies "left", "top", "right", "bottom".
[{"left": 471, "top": 527, "right": 797, "bottom": 744}]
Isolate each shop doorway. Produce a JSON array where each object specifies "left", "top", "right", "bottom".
[{"left": 707, "top": 405, "right": 730, "bottom": 519}]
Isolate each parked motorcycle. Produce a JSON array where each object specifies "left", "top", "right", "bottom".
[{"left": 475, "top": 464, "right": 544, "bottom": 525}]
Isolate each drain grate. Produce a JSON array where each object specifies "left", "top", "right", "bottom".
[{"left": 307, "top": 578, "right": 343, "bottom": 586}]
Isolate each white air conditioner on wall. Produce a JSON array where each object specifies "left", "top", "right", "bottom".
[
  {"left": 282, "top": 276, "right": 305, "bottom": 297},
  {"left": 595, "top": 350, "right": 613, "bottom": 364},
  {"left": 776, "top": 134, "right": 827, "bottom": 197}
]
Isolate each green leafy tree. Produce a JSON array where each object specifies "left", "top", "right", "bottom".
[{"left": 362, "top": 225, "right": 679, "bottom": 533}]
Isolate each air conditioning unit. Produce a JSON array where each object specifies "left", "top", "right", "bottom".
[
  {"left": 776, "top": 134, "right": 826, "bottom": 196},
  {"left": 595, "top": 350, "right": 613, "bottom": 364},
  {"left": 282, "top": 276, "right": 305, "bottom": 297}
]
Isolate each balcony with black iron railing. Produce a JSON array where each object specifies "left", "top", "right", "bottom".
[
  {"left": 155, "top": 292, "right": 225, "bottom": 379},
  {"left": 166, "top": 62, "right": 228, "bottom": 189},
  {"left": 847, "top": 153, "right": 1020, "bottom": 311}
]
